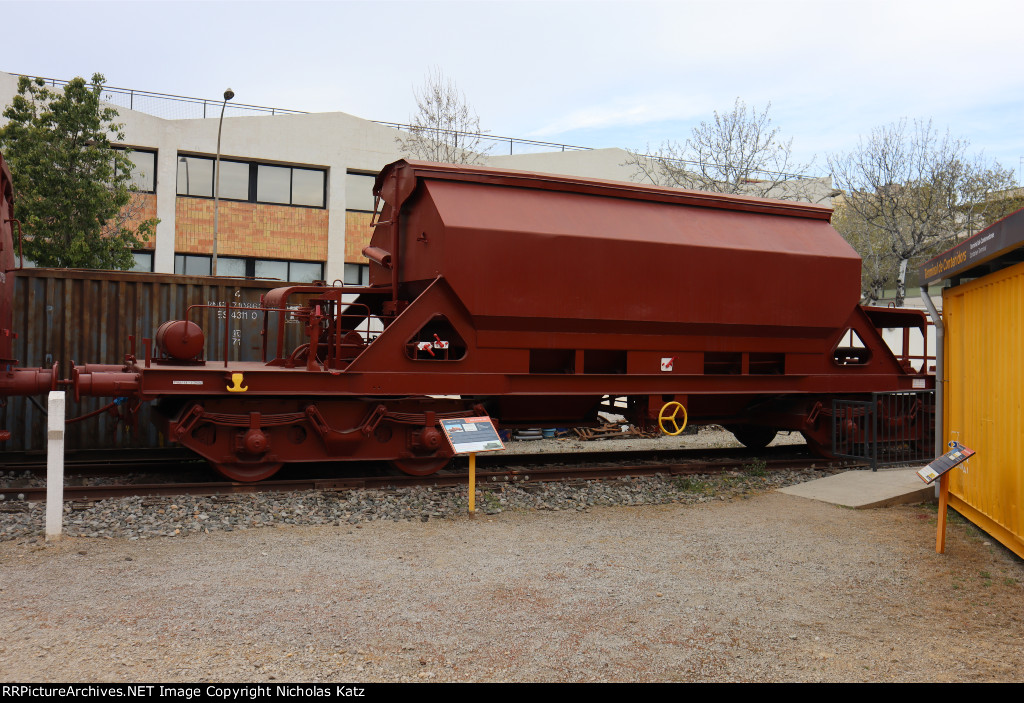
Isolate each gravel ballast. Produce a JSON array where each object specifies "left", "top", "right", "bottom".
[
  {"left": 0, "top": 426, "right": 810, "bottom": 542},
  {"left": 2, "top": 429, "right": 1022, "bottom": 682},
  {"left": 1, "top": 468, "right": 828, "bottom": 542}
]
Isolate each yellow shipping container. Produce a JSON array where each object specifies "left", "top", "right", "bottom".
[{"left": 943, "top": 260, "right": 1024, "bottom": 558}]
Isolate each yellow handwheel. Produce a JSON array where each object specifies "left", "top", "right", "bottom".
[{"left": 658, "top": 401, "right": 688, "bottom": 436}]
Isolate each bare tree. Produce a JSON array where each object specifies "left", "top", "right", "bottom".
[
  {"left": 395, "top": 68, "right": 491, "bottom": 165},
  {"left": 626, "top": 98, "right": 818, "bottom": 201},
  {"left": 828, "top": 119, "right": 1016, "bottom": 305}
]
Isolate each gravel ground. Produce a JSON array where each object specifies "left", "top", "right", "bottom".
[{"left": 2, "top": 428, "right": 1022, "bottom": 682}]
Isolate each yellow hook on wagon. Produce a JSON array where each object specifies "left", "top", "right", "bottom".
[{"left": 658, "top": 401, "right": 688, "bottom": 436}]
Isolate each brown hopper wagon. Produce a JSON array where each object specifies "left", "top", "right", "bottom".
[{"left": 3, "top": 159, "right": 933, "bottom": 480}]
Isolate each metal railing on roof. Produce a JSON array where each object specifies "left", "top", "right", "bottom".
[
  {"left": 15, "top": 74, "right": 818, "bottom": 178},
  {"left": 378, "top": 119, "right": 819, "bottom": 180},
  {"left": 23, "top": 74, "right": 307, "bottom": 119},
  {"left": 371, "top": 120, "right": 592, "bottom": 156},
  {"left": 18, "top": 74, "right": 593, "bottom": 157}
]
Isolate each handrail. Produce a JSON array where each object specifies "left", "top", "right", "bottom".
[{"left": 181, "top": 296, "right": 382, "bottom": 370}]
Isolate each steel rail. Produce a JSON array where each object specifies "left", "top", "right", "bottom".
[
  {"left": 0, "top": 443, "right": 816, "bottom": 477},
  {"left": 2, "top": 454, "right": 865, "bottom": 504}
]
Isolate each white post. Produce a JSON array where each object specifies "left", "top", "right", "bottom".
[{"left": 46, "top": 391, "right": 65, "bottom": 542}]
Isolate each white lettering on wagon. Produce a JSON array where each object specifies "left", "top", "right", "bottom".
[
  {"left": 209, "top": 300, "right": 262, "bottom": 321},
  {"left": 172, "top": 380, "right": 204, "bottom": 385}
]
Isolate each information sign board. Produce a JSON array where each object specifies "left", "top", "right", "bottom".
[
  {"left": 439, "top": 417, "right": 505, "bottom": 455},
  {"left": 918, "top": 444, "right": 975, "bottom": 484}
]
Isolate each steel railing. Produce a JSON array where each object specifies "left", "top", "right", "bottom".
[{"left": 832, "top": 391, "right": 936, "bottom": 471}]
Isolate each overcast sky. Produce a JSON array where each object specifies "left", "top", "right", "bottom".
[{"left": 3, "top": 0, "right": 1022, "bottom": 180}]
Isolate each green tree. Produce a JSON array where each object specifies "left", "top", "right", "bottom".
[{"left": 0, "top": 74, "right": 157, "bottom": 269}]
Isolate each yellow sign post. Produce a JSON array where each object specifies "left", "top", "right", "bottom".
[
  {"left": 468, "top": 452, "right": 476, "bottom": 516},
  {"left": 438, "top": 416, "right": 505, "bottom": 517},
  {"left": 917, "top": 444, "right": 975, "bottom": 554},
  {"left": 935, "top": 472, "right": 951, "bottom": 553}
]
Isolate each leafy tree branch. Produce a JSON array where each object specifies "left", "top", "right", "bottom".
[{"left": 0, "top": 74, "right": 158, "bottom": 269}]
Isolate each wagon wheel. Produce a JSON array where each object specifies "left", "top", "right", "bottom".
[
  {"left": 657, "top": 401, "right": 688, "bottom": 436},
  {"left": 390, "top": 456, "right": 450, "bottom": 477},
  {"left": 725, "top": 425, "right": 778, "bottom": 450},
  {"left": 211, "top": 461, "right": 283, "bottom": 483}
]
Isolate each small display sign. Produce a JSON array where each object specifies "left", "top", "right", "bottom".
[
  {"left": 917, "top": 444, "right": 975, "bottom": 484},
  {"left": 439, "top": 417, "right": 505, "bottom": 455}
]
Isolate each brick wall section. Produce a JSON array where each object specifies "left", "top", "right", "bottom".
[
  {"left": 175, "top": 198, "right": 328, "bottom": 260},
  {"left": 345, "top": 211, "right": 374, "bottom": 263},
  {"left": 123, "top": 193, "right": 158, "bottom": 249}
]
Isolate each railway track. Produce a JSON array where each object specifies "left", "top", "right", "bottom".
[
  {"left": 1, "top": 446, "right": 864, "bottom": 503},
  {"left": 2, "top": 443, "right": 824, "bottom": 476},
  {"left": 0, "top": 448, "right": 206, "bottom": 476}
]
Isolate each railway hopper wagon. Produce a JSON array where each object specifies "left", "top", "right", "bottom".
[{"left": 60, "top": 160, "right": 932, "bottom": 480}]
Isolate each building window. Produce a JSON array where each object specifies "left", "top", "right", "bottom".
[
  {"left": 115, "top": 147, "right": 157, "bottom": 194},
  {"left": 344, "top": 263, "right": 369, "bottom": 286},
  {"left": 290, "top": 261, "right": 323, "bottom": 283},
  {"left": 256, "top": 165, "right": 291, "bottom": 204},
  {"left": 176, "top": 155, "right": 326, "bottom": 208},
  {"left": 174, "top": 254, "right": 323, "bottom": 283},
  {"left": 345, "top": 171, "right": 377, "bottom": 212},
  {"left": 219, "top": 160, "right": 250, "bottom": 200},
  {"left": 216, "top": 257, "right": 247, "bottom": 278},
  {"left": 254, "top": 259, "right": 289, "bottom": 280},
  {"left": 174, "top": 254, "right": 212, "bottom": 276},
  {"left": 293, "top": 169, "right": 326, "bottom": 207},
  {"left": 131, "top": 251, "right": 154, "bottom": 272},
  {"left": 177, "top": 156, "right": 214, "bottom": 197}
]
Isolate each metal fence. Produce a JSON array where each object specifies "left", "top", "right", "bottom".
[{"left": 832, "top": 391, "right": 936, "bottom": 470}]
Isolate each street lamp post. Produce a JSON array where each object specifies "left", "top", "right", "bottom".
[{"left": 212, "top": 88, "right": 235, "bottom": 276}]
